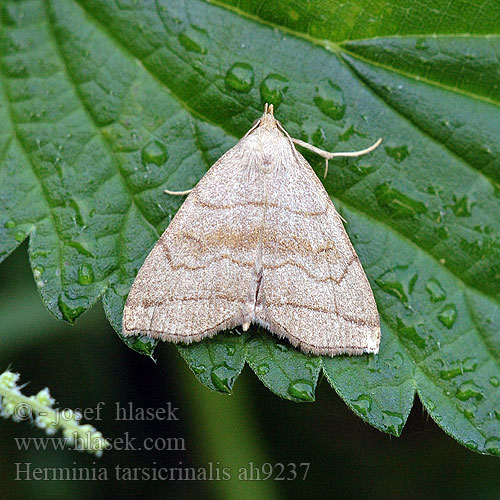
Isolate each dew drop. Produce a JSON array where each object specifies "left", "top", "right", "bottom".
[
  {"left": 178, "top": 25, "right": 208, "bottom": 54},
  {"left": 427, "top": 184, "right": 443, "bottom": 196},
  {"left": 287, "top": 380, "right": 314, "bottom": 401},
  {"left": 33, "top": 265, "right": 45, "bottom": 288},
  {"left": 484, "top": 436, "right": 500, "bottom": 456},
  {"left": 351, "top": 394, "right": 373, "bottom": 417},
  {"left": 259, "top": 73, "right": 289, "bottom": 108},
  {"left": 375, "top": 265, "right": 418, "bottom": 304},
  {"left": 68, "top": 232, "right": 98, "bottom": 258},
  {"left": 425, "top": 278, "right": 446, "bottom": 302},
  {"left": 396, "top": 317, "right": 427, "bottom": 349},
  {"left": 382, "top": 410, "right": 404, "bottom": 435},
  {"left": 78, "top": 263, "right": 95, "bottom": 285},
  {"left": 466, "top": 440, "right": 479, "bottom": 451},
  {"left": 4, "top": 220, "right": 16, "bottom": 229},
  {"left": 257, "top": 363, "right": 270, "bottom": 375},
  {"left": 456, "top": 380, "right": 483, "bottom": 401},
  {"left": 314, "top": 78, "right": 346, "bottom": 120},
  {"left": 489, "top": 376, "right": 500, "bottom": 387},
  {"left": 366, "top": 354, "right": 381, "bottom": 373},
  {"left": 33, "top": 264, "right": 45, "bottom": 275},
  {"left": 338, "top": 124, "right": 363, "bottom": 141},
  {"left": 463, "top": 408, "right": 475, "bottom": 422},
  {"left": 67, "top": 198, "right": 85, "bottom": 227},
  {"left": 57, "top": 293, "right": 86, "bottom": 324},
  {"left": 451, "top": 195, "right": 475, "bottom": 217},
  {"left": 348, "top": 160, "right": 378, "bottom": 177},
  {"left": 312, "top": 127, "right": 326, "bottom": 146},
  {"left": 375, "top": 182, "right": 428, "bottom": 218},
  {"left": 274, "top": 342, "right": 289, "bottom": 352},
  {"left": 388, "top": 352, "right": 404, "bottom": 370},
  {"left": 141, "top": 140, "right": 168, "bottom": 166},
  {"left": 210, "top": 363, "right": 236, "bottom": 393},
  {"left": 437, "top": 303, "right": 457, "bottom": 329},
  {"left": 385, "top": 145, "right": 410, "bottom": 163},
  {"left": 14, "top": 231, "right": 26, "bottom": 242},
  {"left": 305, "top": 361, "right": 317, "bottom": 373},
  {"left": 191, "top": 363, "right": 206, "bottom": 375},
  {"left": 439, "top": 358, "right": 477, "bottom": 380},
  {"left": 225, "top": 62, "right": 254, "bottom": 93},
  {"left": 423, "top": 397, "right": 436, "bottom": 412}
]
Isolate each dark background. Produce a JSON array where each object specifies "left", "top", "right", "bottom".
[{"left": 1, "top": 242, "right": 499, "bottom": 500}]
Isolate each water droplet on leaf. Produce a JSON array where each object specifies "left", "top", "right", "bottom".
[
  {"left": 376, "top": 265, "right": 418, "bottom": 304},
  {"left": 178, "top": 25, "right": 209, "bottom": 54},
  {"left": 484, "top": 436, "right": 500, "bottom": 456},
  {"left": 437, "top": 303, "right": 457, "bottom": 329},
  {"left": 257, "top": 363, "right": 270, "bottom": 375},
  {"left": 210, "top": 363, "right": 236, "bottom": 393},
  {"left": 351, "top": 394, "right": 373, "bottom": 417},
  {"left": 396, "top": 317, "right": 427, "bottom": 349},
  {"left": 456, "top": 380, "right": 483, "bottom": 401},
  {"left": 287, "top": 380, "right": 314, "bottom": 401},
  {"left": 382, "top": 410, "right": 404, "bottom": 435},
  {"left": 58, "top": 293, "right": 86, "bottom": 324},
  {"left": 78, "top": 263, "right": 95, "bottom": 285},
  {"left": 141, "top": 140, "right": 168, "bottom": 166},
  {"left": 425, "top": 278, "right": 446, "bottom": 302},
  {"left": 192, "top": 363, "right": 206, "bottom": 375},
  {"left": 451, "top": 195, "right": 475, "bottom": 217},
  {"left": 385, "top": 145, "right": 410, "bottom": 163},
  {"left": 375, "top": 182, "right": 428, "bottom": 218},
  {"left": 15, "top": 231, "right": 26, "bottom": 242},
  {"left": 439, "top": 358, "right": 477, "bottom": 380},
  {"left": 33, "top": 265, "right": 45, "bottom": 287},
  {"left": 259, "top": 73, "right": 289, "bottom": 108},
  {"left": 465, "top": 440, "right": 478, "bottom": 451},
  {"left": 225, "top": 63, "right": 254, "bottom": 93},
  {"left": 274, "top": 342, "right": 289, "bottom": 352},
  {"left": 305, "top": 361, "right": 317, "bottom": 372},
  {"left": 314, "top": 78, "right": 346, "bottom": 120}
]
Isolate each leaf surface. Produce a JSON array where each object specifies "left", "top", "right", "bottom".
[{"left": 1, "top": 0, "right": 499, "bottom": 454}]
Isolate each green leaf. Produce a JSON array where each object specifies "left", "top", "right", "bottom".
[
  {"left": 1, "top": 0, "right": 499, "bottom": 455},
  {"left": 323, "top": 317, "right": 415, "bottom": 437},
  {"left": 178, "top": 330, "right": 247, "bottom": 394},
  {"left": 246, "top": 328, "right": 321, "bottom": 402}
]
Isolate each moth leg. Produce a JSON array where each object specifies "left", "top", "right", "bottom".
[
  {"left": 292, "top": 137, "right": 383, "bottom": 178},
  {"left": 164, "top": 188, "right": 193, "bottom": 196}
]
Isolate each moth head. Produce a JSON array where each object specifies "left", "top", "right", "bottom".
[{"left": 259, "top": 103, "right": 278, "bottom": 130}]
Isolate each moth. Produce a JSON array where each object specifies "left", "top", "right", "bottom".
[{"left": 123, "top": 104, "right": 381, "bottom": 356}]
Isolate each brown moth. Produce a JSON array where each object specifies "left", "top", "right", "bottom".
[{"left": 122, "top": 104, "right": 381, "bottom": 356}]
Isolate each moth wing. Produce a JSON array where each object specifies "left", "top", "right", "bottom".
[
  {"left": 256, "top": 151, "right": 380, "bottom": 355},
  {"left": 122, "top": 141, "right": 264, "bottom": 343}
]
